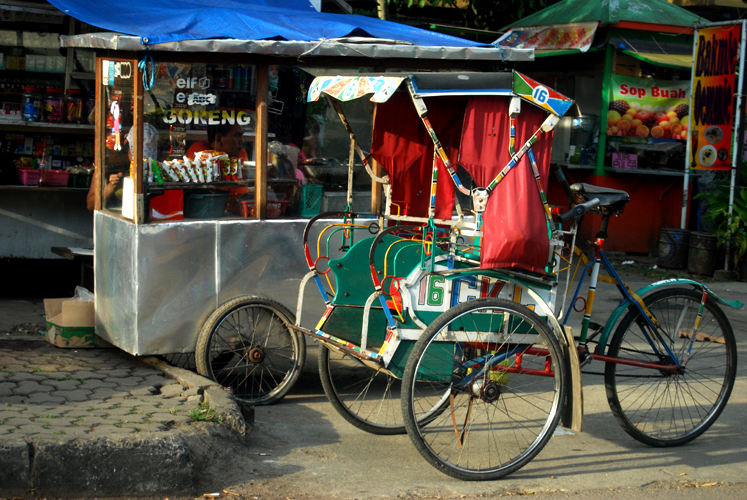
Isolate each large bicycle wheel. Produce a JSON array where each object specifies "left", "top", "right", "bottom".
[
  {"left": 604, "top": 287, "right": 736, "bottom": 447},
  {"left": 196, "top": 296, "right": 306, "bottom": 405},
  {"left": 402, "top": 298, "right": 565, "bottom": 481},
  {"left": 319, "top": 345, "right": 408, "bottom": 435}
]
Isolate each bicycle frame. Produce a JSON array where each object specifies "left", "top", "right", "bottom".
[{"left": 571, "top": 234, "right": 703, "bottom": 370}]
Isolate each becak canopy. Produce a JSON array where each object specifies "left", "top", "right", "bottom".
[{"left": 48, "top": 0, "right": 490, "bottom": 47}]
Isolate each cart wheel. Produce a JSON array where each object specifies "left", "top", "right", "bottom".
[
  {"left": 318, "top": 344, "right": 407, "bottom": 434},
  {"left": 196, "top": 296, "right": 306, "bottom": 406},
  {"left": 318, "top": 344, "right": 448, "bottom": 435}
]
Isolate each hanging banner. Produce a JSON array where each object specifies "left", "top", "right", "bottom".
[
  {"left": 494, "top": 22, "right": 598, "bottom": 52},
  {"left": 606, "top": 75, "right": 690, "bottom": 140},
  {"left": 689, "top": 24, "right": 741, "bottom": 170}
]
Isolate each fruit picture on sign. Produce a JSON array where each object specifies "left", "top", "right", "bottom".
[{"left": 607, "top": 75, "right": 690, "bottom": 140}]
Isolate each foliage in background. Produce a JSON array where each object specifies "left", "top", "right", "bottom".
[
  {"left": 386, "top": 0, "right": 561, "bottom": 29},
  {"left": 696, "top": 166, "right": 747, "bottom": 276}
]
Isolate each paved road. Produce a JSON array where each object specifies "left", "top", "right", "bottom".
[
  {"left": 172, "top": 265, "right": 747, "bottom": 500},
  {"left": 2, "top": 261, "right": 746, "bottom": 499}
]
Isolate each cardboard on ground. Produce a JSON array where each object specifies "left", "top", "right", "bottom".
[{"left": 43, "top": 298, "right": 111, "bottom": 348}]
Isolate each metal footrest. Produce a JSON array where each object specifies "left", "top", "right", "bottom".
[{"left": 288, "top": 324, "right": 383, "bottom": 364}]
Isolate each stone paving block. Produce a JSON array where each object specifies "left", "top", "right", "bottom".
[
  {"left": 104, "top": 397, "right": 139, "bottom": 408},
  {"left": 130, "top": 367, "right": 160, "bottom": 377},
  {"left": 0, "top": 439, "right": 29, "bottom": 497},
  {"left": 99, "top": 369, "right": 131, "bottom": 377},
  {"left": 167, "top": 414, "right": 194, "bottom": 425},
  {"left": 79, "top": 416, "right": 113, "bottom": 427},
  {"left": 90, "top": 387, "right": 119, "bottom": 399},
  {"left": 15, "top": 422, "right": 51, "bottom": 436},
  {"left": 159, "top": 384, "right": 187, "bottom": 398},
  {"left": 128, "top": 386, "right": 158, "bottom": 397},
  {"left": 0, "top": 381, "right": 15, "bottom": 397},
  {"left": 1, "top": 416, "right": 29, "bottom": 427},
  {"left": 9, "top": 372, "right": 50, "bottom": 382},
  {"left": 142, "top": 374, "right": 168, "bottom": 386},
  {"left": 116, "top": 377, "right": 146, "bottom": 388},
  {"left": 124, "top": 422, "right": 169, "bottom": 433},
  {"left": 62, "top": 389, "right": 94, "bottom": 402},
  {"left": 12, "top": 380, "right": 48, "bottom": 396},
  {"left": 87, "top": 424, "right": 132, "bottom": 435},
  {"left": 58, "top": 426, "right": 90, "bottom": 437},
  {"left": 70, "top": 370, "right": 108, "bottom": 379},
  {"left": 0, "top": 395, "right": 26, "bottom": 404},
  {"left": 23, "top": 393, "right": 67, "bottom": 405},
  {"left": 34, "top": 364, "right": 63, "bottom": 372},
  {"left": 43, "top": 379, "right": 82, "bottom": 391},
  {"left": 29, "top": 404, "right": 65, "bottom": 414},
  {"left": 181, "top": 386, "right": 201, "bottom": 397},
  {"left": 64, "top": 409, "right": 97, "bottom": 418},
  {"left": 79, "top": 379, "right": 116, "bottom": 390},
  {"left": 1, "top": 363, "right": 26, "bottom": 372}
]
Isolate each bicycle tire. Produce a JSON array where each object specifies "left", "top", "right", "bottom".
[
  {"left": 402, "top": 298, "right": 565, "bottom": 481},
  {"left": 604, "top": 287, "right": 736, "bottom": 447},
  {"left": 318, "top": 345, "right": 408, "bottom": 435},
  {"left": 196, "top": 296, "right": 306, "bottom": 406}
]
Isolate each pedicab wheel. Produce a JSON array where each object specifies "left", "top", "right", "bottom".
[
  {"left": 319, "top": 344, "right": 449, "bottom": 435},
  {"left": 196, "top": 296, "right": 306, "bottom": 406},
  {"left": 318, "top": 344, "right": 407, "bottom": 435},
  {"left": 604, "top": 288, "right": 736, "bottom": 447},
  {"left": 402, "top": 298, "right": 565, "bottom": 481}
]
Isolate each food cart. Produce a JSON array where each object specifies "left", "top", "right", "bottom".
[
  {"left": 495, "top": 0, "right": 704, "bottom": 254},
  {"left": 57, "top": 0, "right": 531, "bottom": 402}
]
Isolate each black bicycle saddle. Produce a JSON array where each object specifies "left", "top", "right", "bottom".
[{"left": 570, "top": 183, "right": 630, "bottom": 215}]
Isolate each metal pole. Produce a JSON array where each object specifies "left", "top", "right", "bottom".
[
  {"left": 596, "top": 45, "right": 615, "bottom": 175},
  {"left": 726, "top": 20, "right": 746, "bottom": 270},
  {"left": 681, "top": 27, "right": 700, "bottom": 229}
]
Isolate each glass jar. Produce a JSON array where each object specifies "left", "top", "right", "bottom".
[
  {"left": 43, "top": 87, "right": 63, "bottom": 123},
  {"left": 63, "top": 88, "right": 83, "bottom": 124},
  {"left": 85, "top": 91, "right": 95, "bottom": 125},
  {"left": 21, "top": 86, "right": 42, "bottom": 122}
]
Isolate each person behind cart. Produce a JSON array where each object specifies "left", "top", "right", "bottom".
[
  {"left": 187, "top": 123, "right": 249, "bottom": 196},
  {"left": 86, "top": 124, "right": 159, "bottom": 211}
]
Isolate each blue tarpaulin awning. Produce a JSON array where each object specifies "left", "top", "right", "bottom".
[{"left": 48, "top": 0, "right": 487, "bottom": 48}]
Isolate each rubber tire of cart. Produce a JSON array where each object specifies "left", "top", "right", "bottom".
[{"left": 196, "top": 296, "right": 306, "bottom": 406}]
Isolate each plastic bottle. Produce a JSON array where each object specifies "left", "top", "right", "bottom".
[
  {"left": 43, "top": 87, "right": 63, "bottom": 123},
  {"left": 63, "top": 88, "right": 83, "bottom": 124},
  {"left": 85, "top": 91, "right": 95, "bottom": 125},
  {"left": 21, "top": 86, "right": 42, "bottom": 122}
]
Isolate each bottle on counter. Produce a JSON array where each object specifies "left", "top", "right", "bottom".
[
  {"left": 43, "top": 87, "right": 63, "bottom": 123},
  {"left": 85, "top": 91, "right": 95, "bottom": 125},
  {"left": 21, "top": 86, "right": 43, "bottom": 122},
  {"left": 63, "top": 88, "right": 83, "bottom": 124}
]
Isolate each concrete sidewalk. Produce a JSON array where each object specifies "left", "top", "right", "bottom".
[{"left": 0, "top": 312, "right": 249, "bottom": 498}]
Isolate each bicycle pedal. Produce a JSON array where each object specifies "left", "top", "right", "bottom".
[{"left": 578, "top": 349, "right": 593, "bottom": 368}]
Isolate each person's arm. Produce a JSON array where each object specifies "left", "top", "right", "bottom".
[{"left": 86, "top": 170, "right": 123, "bottom": 211}]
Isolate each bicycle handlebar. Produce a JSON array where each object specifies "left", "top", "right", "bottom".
[{"left": 557, "top": 198, "right": 601, "bottom": 223}]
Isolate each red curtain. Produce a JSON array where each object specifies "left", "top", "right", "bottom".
[
  {"left": 459, "top": 97, "right": 554, "bottom": 274},
  {"left": 371, "top": 93, "right": 466, "bottom": 220}
]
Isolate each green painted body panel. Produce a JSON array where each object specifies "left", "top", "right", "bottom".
[
  {"left": 387, "top": 340, "right": 454, "bottom": 380},
  {"left": 329, "top": 235, "right": 422, "bottom": 306},
  {"left": 322, "top": 306, "right": 389, "bottom": 348}
]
